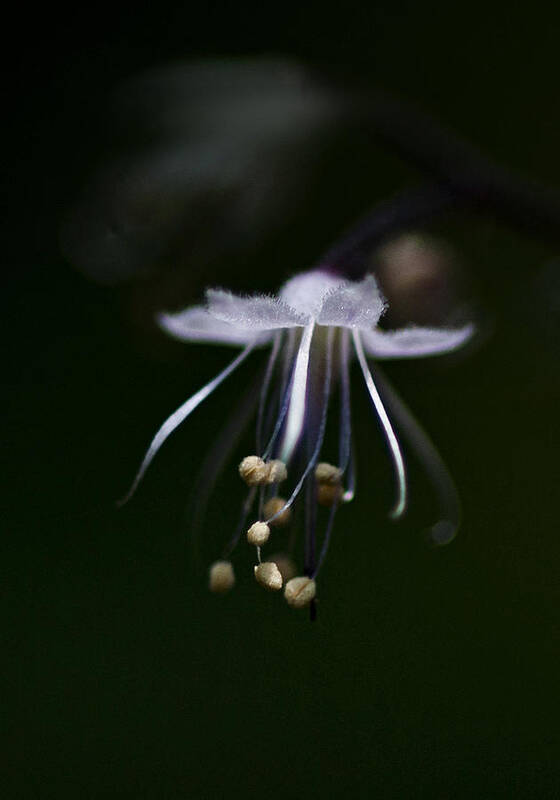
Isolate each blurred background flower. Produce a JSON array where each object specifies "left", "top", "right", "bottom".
[{"left": 61, "top": 59, "right": 341, "bottom": 291}]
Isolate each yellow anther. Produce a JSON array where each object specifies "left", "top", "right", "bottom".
[
  {"left": 265, "top": 459, "right": 287, "bottom": 484},
  {"left": 315, "top": 462, "right": 342, "bottom": 485},
  {"left": 247, "top": 521, "right": 270, "bottom": 546},
  {"left": 208, "top": 560, "right": 235, "bottom": 593},
  {"left": 284, "top": 576, "right": 316, "bottom": 608},
  {"left": 263, "top": 496, "right": 292, "bottom": 527},
  {"left": 238, "top": 455, "right": 268, "bottom": 486},
  {"left": 254, "top": 561, "right": 283, "bottom": 591}
]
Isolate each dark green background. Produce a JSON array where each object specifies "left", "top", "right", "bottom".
[{"left": 6, "top": 3, "right": 560, "bottom": 797}]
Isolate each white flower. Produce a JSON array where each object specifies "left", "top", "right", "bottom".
[{"left": 121, "top": 269, "right": 473, "bottom": 608}]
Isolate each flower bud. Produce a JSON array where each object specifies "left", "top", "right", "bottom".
[
  {"left": 247, "top": 521, "right": 270, "bottom": 546},
  {"left": 265, "top": 459, "right": 287, "bottom": 484},
  {"left": 208, "top": 560, "right": 235, "bottom": 593},
  {"left": 376, "top": 233, "right": 461, "bottom": 326},
  {"left": 238, "top": 455, "right": 268, "bottom": 486},
  {"left": 263, "top": 496, "right": 292, "bottom": 527},
  {"left": 254, "top": 561, "right": 283, "bottom": 591},
  {"left": 284, "top": 576, "right": 316, "bottom": 608}
]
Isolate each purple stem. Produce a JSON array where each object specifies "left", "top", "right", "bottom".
[
  {"left": 319, "top": 184, "right": 456, "bottom": 278},
  {"left": 318, "top": 90, "right": 560, "bottom": 279},
  {"left": 350, "top": 90, "right": 560, "bottom": 241}
]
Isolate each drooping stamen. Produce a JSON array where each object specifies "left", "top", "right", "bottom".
[
  {"left": 312, "top": 501, "right": 338, "bottom": 578},
  {"left": 262, "top": 384, "right": 291, "bottom": 461},
  {"left": 188, "top": 379, "right": 260, "bottom": 561},
  {"left": 265, "top": 327, "right": 333, "bottom": 526},
  {"left": 284, "top": 576, "right": 317, "bottom": 609},
  {"left": 279, "top": 322, "right": 315, "bottom": 464},
  {"left": 222, "top": 486, "right": 257, "bottom": 558},
  {"left": 311, "top": 347, "right": 348, "bottom": 578},
  {"left": 338, "top": 329, "right": 356, "bottom": 502},
  {"left": 352, "top": 329, "right": 407, "bottom": 519},
  {"left": 304, "top": 463, "right": 318, "bottom": 578},
  {"left": 342, "top": 450, "right": 356, "bottom": 503},
  {"left": 371, "top": 363, "right": 461, "bottom": 543},
  {"left": 247, "top": 521, "right": 270, "bottom": 547},
  {"left": 262, "top": 332, "right": 301, "bottom": 461},
  {"left": 256, "top": 332, "right": 282, "bottom": 455},
  {"left": 262, "top": 496, "right": 292, "bottom": 527},
  {"left": 208, "top": 560, "right": 235, "bottom": 593},
  {"left": 118, "top": 343, "right": 256, "bottom": 505},
  {"left": 280, "top": 328, "right": 298, "bottom": 393},
  {"left": 254, "top": 561, "right": 283, "bottom": 591},
  {"left": 338, "top": 328, "right": 352, "bottom": 475}
]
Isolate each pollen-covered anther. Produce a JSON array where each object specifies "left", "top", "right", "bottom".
[
  {"left": 254, "top": 561, "right": 283, "bottom": 591},
  {"left": 315, "top": 462, "right": 343, "bottom": 485},
  {"left": 263, "top": 496, "right": 292, "bottom": 527},
  {"left": 208, "top": 560, "right": 235, "bottom": 594},
  {"left": 317, "top": 482, "right": 344, "bottom": 507},
  {"left": 238, "top": 455, "right": 268, "bottom": 486},
  {"left": 264, "top": 459, "right": 288, "bottom": 484},
  {"left": 284, "top": 576, "right": 316, "bottom": 608},
  {"left": 246, "top": 521, "right": 270, "bottom": 547}
]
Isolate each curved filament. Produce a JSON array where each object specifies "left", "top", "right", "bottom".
[
  {"left": 371, "top": 363, "right": 461, "bottom": 543},
  {"left": 313, "top": 501, "right": 339, "bottom": 578},
  {"left": 188, "top": 379, "right": 260, "bottom": 562},
  {"left": 262, "top": 331, "right": 300, "bottom": 460},
  {"left": 223, "top": 487, "right": 258, "bottom": 558},
  {"left": 339, "top": 328, "right": 353, "bottom": 475},
  {"left": 304, "top": 465, "right": 318, "bottom": 577},
  {"left": 279, "top": 322, "right": 315, "bottom": 464},
  {"left": 256, "top": 333, "right": 282, "bottom": 455},
  {"left": 352, "top": 329, "right": 407, "bottom": 519},
  {"left": 265, "top": 327, "right": 333, "bottom": 526},
  {"left": 118, "top": 343, "right": 256, "bottom": 506}
]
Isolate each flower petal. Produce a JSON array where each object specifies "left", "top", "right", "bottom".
[
  {"left": 158, "top": 306, "right": 265, "bottom": 346},
  {"left": 317, "top": 274, "right": 387, "bottom": 328},
  {"left": 279, "top": 270, "right": 347, "bottom": 317},
  {"left": 206, "top": 289, "right": 308, "bottom": 330},
  {"left": 362, "top": 323, "right": 474, "bottom": 359}
]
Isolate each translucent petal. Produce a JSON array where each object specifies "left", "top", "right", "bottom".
[
  {"left": 362, "top": 323, "right": 474, "bottom": 359},
  {"left": 206, "top": 289, "right": 308, "bottom": 329},
  {"left": 317, "top": 274, "right": 387, "bottom": 328},
  {"left": 158, "top": 307, "right": 266, "bottom": 346}
]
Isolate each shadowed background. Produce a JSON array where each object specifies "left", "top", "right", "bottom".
[{"left": 6, "top": 2, "right": 560, "bottom": 797}]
